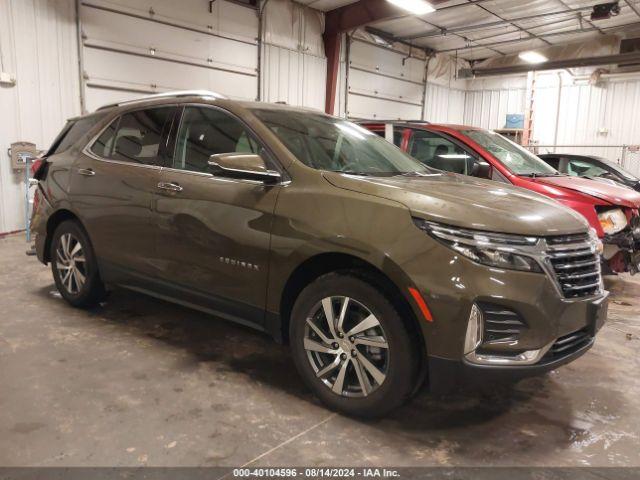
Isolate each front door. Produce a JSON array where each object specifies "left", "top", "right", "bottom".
[
  {"left": 154, "top": 105, "right": 281, "bottom": 327},
  {"left": 70, "top": 106, "right": 177, "bottom": 281}
]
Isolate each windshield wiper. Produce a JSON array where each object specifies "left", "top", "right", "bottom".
[
  {"left": 397, "top": 171, "right": 431, "bottom": 177},
  {"left": 518, "top": 172, "right": 565, "bottom": 178},
  {"left": 335, "top": 170, "right": 375, "bottom": 176}
]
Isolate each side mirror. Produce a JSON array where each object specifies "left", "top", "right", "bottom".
[
  {"left": 208, "top": 153, "right": 281, "bottom": 184},
  {"left": 471, "top": 160, "right": 492, "bottom": 179}
]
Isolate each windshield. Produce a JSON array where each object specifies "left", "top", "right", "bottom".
[
  {"left": 463, "top": 129, "right": 558, "bottom": 176},
  {"left": 251, "top": 108, "right": 432, "bottom": 176}
]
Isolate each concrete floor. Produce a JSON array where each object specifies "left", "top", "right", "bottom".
[{"left": 1, "top": 232, "right": 639, "bottom": 468}]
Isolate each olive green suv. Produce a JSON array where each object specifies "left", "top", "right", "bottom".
[{"left": 31, "top": 91, "right": 608, "bottom": 417}]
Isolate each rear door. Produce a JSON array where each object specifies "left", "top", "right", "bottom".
[
  {"left": 70, "top": 106, "right": 177, "bottom": 281},
  {"left": 154, "top": 105, "right": 281, "bottom": 327}
]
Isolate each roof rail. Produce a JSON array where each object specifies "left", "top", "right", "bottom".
[{"left": 96, "top": 90, "right": 227, "bottom": 111}]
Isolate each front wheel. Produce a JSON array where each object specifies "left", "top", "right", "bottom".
[
  {"left": 290, "top": 273, "right": 419, "bottom": 417},
  {"left": 50, "top": 220, "right": 106, "bottom": 308}
]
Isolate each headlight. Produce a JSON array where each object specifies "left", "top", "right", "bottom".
[
  {"left": 589, "top": 227, "right": 604, "bottom": 255},
  {"left": 598, "top": 208, "right": 628, "bottom": 235},
  {"left": 413, "top": 218, "right": 543, "bottom": 273}
]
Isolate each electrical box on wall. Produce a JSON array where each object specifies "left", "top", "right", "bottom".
[{"left": 9, "top": 142, "right": 37, "bottom": 170}]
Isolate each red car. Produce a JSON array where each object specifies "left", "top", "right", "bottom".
[{"left": 361, "top": 121, "right": 640, "bottom": 275}]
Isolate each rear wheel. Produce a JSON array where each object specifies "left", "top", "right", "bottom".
[
  {"left": 290, "top": 273, "right": 418, "bottom": 417},
  {"left": 50, "top": 220, "right": 106, "bottom": 308}
]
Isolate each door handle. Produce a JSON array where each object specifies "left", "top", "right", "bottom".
[
  {"left": 157, "top": 182, "right": 183, "bottom": 193},
  {"left": 77, "top": 168, "right": 95, "bottom": 176}
]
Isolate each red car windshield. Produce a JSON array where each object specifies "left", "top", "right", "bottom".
[{"left": 462, "top": 129, "right": 559, "bottom": 177}]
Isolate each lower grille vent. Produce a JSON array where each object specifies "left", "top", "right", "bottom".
[
  {"left": 478, "top": 302, "right": 527, "bottom": 345},
  {"left": 546, "top": 327, "right": 592, "bottom": 359}
]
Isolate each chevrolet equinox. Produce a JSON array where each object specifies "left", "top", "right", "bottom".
[{"left": 31, "top": 91, "right": 608, "bottom": 417}]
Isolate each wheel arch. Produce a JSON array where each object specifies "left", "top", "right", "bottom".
[
  {"left": 43, "top": 209, "right": 87, "bottom": 263},
  {"left": 277, "top": 252, "right": 427, "bottom": 360}
]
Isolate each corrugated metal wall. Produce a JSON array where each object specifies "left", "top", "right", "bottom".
[
  {"left": 532, "top": 76, "right": 640, "bottom": 174},
  {"left": 424, "top": 83, "right": 465, "bottom": 124},
  {"left": 260, "top": 0, "right": 326, "bottom": 110},
  {"left": 0, "top": 0, "right": 81, "bottom": 234},
  {"left": 464, "top": 88, "right": 527, "bottom": 129}
]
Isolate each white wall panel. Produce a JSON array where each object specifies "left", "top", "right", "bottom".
[
  {"left": 348, "top": 95, "right": 422, "bottom": 121},
  {"left": 464, "top": 88, "right": 526, "bottom": 129},
  {"left": 260, "top": 0, "right": 326, "bottom": 111},
  {"left": 80, "top": 0, "right": 259, "bottom": 110},
  {"left": 530, "top": 74, "right": 640, "bottom": 172},
  {"left": 261, "top": 44, "right": 325, "bottom": 111},
  {"left": 424, "top": 83, "right": 465, "bottom": 124},
  {"left": 346, "top": 39, "right": 424, "bottom": 120},
  {"left": 0, "top": 0, "right": 80, "bottom": 234}
]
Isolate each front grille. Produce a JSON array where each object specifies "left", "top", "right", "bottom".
[
  {"left": 478, "top": 302, "right": 527, "bottom": 344},
  {"left": 545, "top": 327, "right": 592, "bottom": 359},
  {"left": 546, "top": 232, "right": 589, "bottom": 245},
  {"left": 546, "top": 234, "right": 601, "bottom": 298}
]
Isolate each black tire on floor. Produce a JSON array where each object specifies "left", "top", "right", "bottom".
[
  {"left": 289, "top": 272, "right": 419, "bottom": 418},
  {"left": 50, "top": 220, "right": 106, "bottom": 308}
]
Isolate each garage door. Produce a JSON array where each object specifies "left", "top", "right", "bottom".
[
  {"left": 346, "top": 37, "right": 425, "bottom": 121},
  {"left": 80, "top": 0, "right": 258, "bottom": 112}
]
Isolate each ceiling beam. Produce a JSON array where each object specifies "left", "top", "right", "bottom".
[
  {"left": 470, "top": 51, "right": 640, "bottom": 76},
  {"left": 436, "top": 21, "right": 640, "bottom": 54},
  {"left": 325, "top": 0, "right": 414, "bottom": 35}
]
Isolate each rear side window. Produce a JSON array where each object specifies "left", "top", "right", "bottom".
[
  {"left": 47, "top": 114, "right": 105, "bottom": 156},
  {"left": 90, "top": 107, "right": 176, "bottom": 166}
]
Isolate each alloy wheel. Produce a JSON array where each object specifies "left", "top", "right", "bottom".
[
  {"left": 303, "top": 296, "right": 389, "bottom": 397},
  {"left": 55, "top": 233, "right": 87, "bottom": 295}
]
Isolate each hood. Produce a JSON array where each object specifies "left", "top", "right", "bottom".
[
  {"left": 533, "top": 176, "right": 640, "bottom": 208},
  {"left": 323, "top": 171, "right": 589, "bottom": 236}
]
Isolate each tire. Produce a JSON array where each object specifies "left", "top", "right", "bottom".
[
  {"left": 290, "top": 272, "right": 419, "bottom": 417},
  {"left": 50, "top": 220, "right": 106, "bottom": 308}
]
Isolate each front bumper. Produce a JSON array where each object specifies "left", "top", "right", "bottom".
[
  {"left": 428, "top": 336, "right": 594, "bottom": 393},
  {"left": 397, "top": 236, "right": 608, "bottom": 392},
  {"left": 427, "top": 290, "right": 608, "bottom": 393}
]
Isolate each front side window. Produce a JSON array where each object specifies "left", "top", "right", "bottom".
[
  {"left": 251, "top": 109, "right": 430, "bottom": 176},
  {"left": 172, "top": 107, "right": 260, "bottom": 173},
  {"left": 409, "top": 130, "right": 473, "bottom": 174},
  {"left": 89, "top": 107, "right": 175, "bottom": 166},
  {"left": 463, "top": 129, "right": 558, "bottom": 176}
]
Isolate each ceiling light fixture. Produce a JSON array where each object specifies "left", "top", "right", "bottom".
[
  {"left": 386, "top": 0, "right": 436, "bottom": 15},
  {"left": 518, "top": 51, "right": 548, "bottom": 64}
]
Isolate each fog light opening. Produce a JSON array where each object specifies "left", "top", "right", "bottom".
[{"left": 464, "top": 304, "right": 483, "bottom": 355}]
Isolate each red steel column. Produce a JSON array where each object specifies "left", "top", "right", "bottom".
[{"left": 324, "top": 33, "right": 341, "bottom": 115}]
